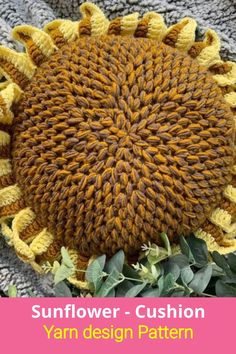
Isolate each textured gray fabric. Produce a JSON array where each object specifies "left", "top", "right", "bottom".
[{"left": 0, "top": 0, "right": 235, "bottom": 296}]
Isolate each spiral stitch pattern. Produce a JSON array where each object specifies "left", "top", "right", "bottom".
[{"left": 11, "top": 35, "right": 234, "bottom": 259}]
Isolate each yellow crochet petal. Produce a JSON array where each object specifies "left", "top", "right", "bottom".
[
  {"left": 67, "top": 249, "right": 91, "bottom": 290},
  {"left": 0, "top": 184, "right": 21, "bottom": 209},
  {"left": 195, "top": 30, "right": 221, "bottom": 67},
  {"left": 58, "top": 20, "right": 79, "bottom": 42},
  {"left": 167, "top": 17, "right": 197, "bottom": 52},
  {"left": 43, "top": 19, "right": 79, "bottom": 47},
  {"left": 12, "top": 25, "right": 57, "bottom": 62},
  {"left": 80, "top": 2, "right": 109, "bottom": 36},
  {"left": 209, "top": 207, "right": 236, "bottom": 234},
  {"left": 0, "top": 83, "right": 22, "bottom": 124},
  {"left": 143, "top": 12, "right": 167, "bottom": 40},
  {"left": 224, "top": 185, "right": 236, "bottom": 203},
  {"left": 0, "top": 130, "right": 10, "bottom": 146},
  {"left": 213, "top": 61, "right": 236, "bottom": 86},
  {"left": 1, "top": 221, "right": 14, "bottom": 245},
  {"left": 0, "top": 159, "right": 11, "bottom": 177},
  {"left": 0, "top": 47, "right": 36, "bottom": 78},
  {"left": 80, "top": 2, "right": 104, "bottom": 18},
  {"left": 3, "top": 208, "right": 52, "bottom": 270},
  {"left": 121, "top": 13, "right": 139, "bottom": 36},
  {"left": 0, "top": 46, "right": 36, "bottom": 86},
  {"left": 224, "top": 92, "right": 236, "bottom": 107},
  {"left": 29, "top": 229, "right": 54, "bottom": 255},
  {"left": 195, "top": 229, "right": 236, "bottom": 254}
]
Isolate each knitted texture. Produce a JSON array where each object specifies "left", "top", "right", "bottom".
[
  {"left": 12, "top": 36, "right": 234, "bottom": 257},
  {"left": 0, "top": 2, "right": 236, "bottom": 288}
]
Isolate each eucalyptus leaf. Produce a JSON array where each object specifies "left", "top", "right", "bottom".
[
  {"left": 61, "top": 247, "right": 74, "bottom": 268},
  {"left": 54, "top": 264, "right": 75, "bottom": 285},
  {"left": 227, "top": 253, "right": 236, "bottom": 273},
  {"left": 215, "top": 280, "right": 236, "bottom": 297},
  {"left": 54, "top": 281, "right": 72, "bottom": 297},
  {"left": 189, "top": 265, "right": 212, "bottom": 294},
  {"left": 169, "top": 287, "right": 186, "bottom": 297},
  {"left": 160, "top": 232, "right": 171, "bottom": 255},
  {"left": 211, "top": 252, "right": 232, "bottom": 277},
  {"left": 95, "top": 269, "right": 123, "bottom": 297},
  {"left": 106, "top": 288, "right": 116, "bottom": 297},
  {"left": 105, "top": 250, "right": 125, "bottom": 274},
  {"left": 212, "top": 263, "right": 225, "bottom": 277},
  {"left": 141, "top": 288, "right": 160, "bottom": 297},
  {"left": 163, "top": 261, "right": 180, "bottom": 281},
  {"left": 160, "top": 273, "right": 175, "bottom": 296},
  {"left": 147, "top": 250, "right": 168, "bottom": 265},
  {"left": 221, "top": 277, "right": 236, "bottom": 284},
  {"left": 168, "top": 254, "right": 189, "bottom": 269},
  {"left": 180, "top": 235, "right": 194, "bottom": 263},
  {"left": 123, "top": 264, "right": 140, "bottom": 279},
  {"left": 181, "top": 266, "right": 194, "bottom": 285},
  {"left": 157, "top": 276, "right": 164, "bottom": 294},
  {"left": 187, "top": 234, "right": 208, "bottom": 266},
  {"left": 116, "top": 280, "right": 134, "bottom": 297},
  {"left": 125, "top": 282, "right": 147, "bottom": 297},
  {"left": 85, "top": 255, "right": 106, "bottom": 290}
]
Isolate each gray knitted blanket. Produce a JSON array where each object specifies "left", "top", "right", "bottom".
[{"left": 0, "top": 0, "right": 235, "bottom": 297}]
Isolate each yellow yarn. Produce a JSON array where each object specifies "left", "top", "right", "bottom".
[
  {"left": 80, "top": 2, "right": 109, "bottom": 36},
  {"left": 224, "top": 185, "right": 236, "bottom": 203},
  {"left": 0, "top": 159, "right": 11, "bottom": 177},
  {"left": 170, "top": 18, "right": 197, "bottom": 52},
  {"left": 44, "top": 19, "right": 66, "bottom": 35},
  {"left": 143, "top": 12, "right": 167, "bottom": 40},
  {"left": 195, "top": 229, "right": 236, "bottom": 254},
  {"left": 0, "top": 130, "right": 10, "bottom": 146},
  {"left": 29, "top": 229, "right": 54, "bottom": 255},
  {"left": 80, "top": 2, "right": 104, "bottom": 18},
  {"left": 0, "top": 83, "right": 22, "bottom": 124},
  {"left": 0, "top": 47, "right": 36, "bottom": 80},
  {"left": 213, "top": 61, "right": 236, "bottom": 86},
  {"left": 121, "top": 13, "right": 139, "bottom": 35},
  {"left": 12, "top": 25, "right": 56, "bottom": 58},
  {"left": 1, "top": 222, "right": 14, "bottom": 245},
  {"left": 59, "top": 20, "right": 80, "bottom": 42},
  {"left": 9, "top": 208, "right": 53, "bottom": 271},
  {"left": 209, "top": 208, "right": 236, "bottom": 234},
  {"left": 224, "top": 92, "right": 236, "bottom": 107},
  {"left": 195, "top": 30, "right": 220, "bottom": 67},
  {"left": 0, "top": 184, "right": 21, "bottom": 209}
]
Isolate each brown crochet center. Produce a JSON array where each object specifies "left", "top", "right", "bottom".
[{"left": 11, "top": 35, "right": 234, "bottom": 259}]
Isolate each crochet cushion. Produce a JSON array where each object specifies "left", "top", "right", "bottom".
[{"left": 0, "top": 2, "right": 236, "bottom": 287}]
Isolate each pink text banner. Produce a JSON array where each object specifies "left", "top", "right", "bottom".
[{"left": 0, "top": 298, "right": 234, "bottom": 354}]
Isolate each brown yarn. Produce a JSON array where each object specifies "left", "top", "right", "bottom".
[
  {"left": 134, "top": 18, "right": 149, "bottom": 38},
  {"left": 19, "top": 219, "right": 43, "bottom": 242},
  {"left": 209, "top": 62, "right": 232, "bottom": 75},
  {"left": 16, "top": 33, "right": 47, "bottom": 65},
  {"left": 79, "top": 18, "right": 92, "bottom": 36},
  {"left": 188, "top": 42, "right": 207, "bottom": 59},
  {"left": 10, "top": 35, "right": 234, "bottom": 260},
  {"left": 108, "top": 18, "right": 122, "bottom": 35},
  {"left": 45, "top": 28, "right": 67, "bottom": 48},
  {"left": 0, "top": 199, "right": 25, "bottom": 218},
  {"left": 0, "top": 173, "right": 14, "bottom": 188},
  {"left": 0, "top": 60, "right": 29, "bottom": 87},
  {"left": 163, "top": 20, "right": 188, "bottom": 47}
]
